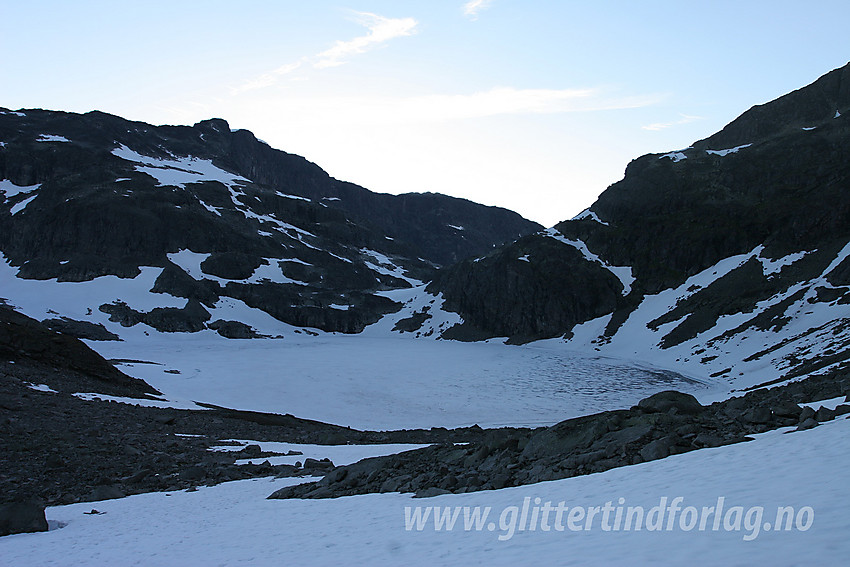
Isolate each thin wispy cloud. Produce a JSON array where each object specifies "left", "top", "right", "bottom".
[
  {"left": 463, "top": 0, "right": 495, "bottom": 20},
  {"left": 315, "top": 12, "right": 417, "bottom": 69},
  {"left": 642, "top": 113, "right": 703, "bottom": 131},
  {"left": 232, "top": 12, "right": 417, "bottom": 93},
  {"left": 265, "top": 87, "right": 663, "bottom": 126},
  {"left": 232, "top": 62, "right": 302, "bottom": 95}
]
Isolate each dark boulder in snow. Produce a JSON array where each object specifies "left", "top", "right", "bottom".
[
  {"left": 0, "top": 500, "right": 48, "bottom": 537},
  {"left": 85, "top": 485, "right": 126, "bottom": 502},
  {"left": 637, "top": 390, "right": 704, "bottom": 415}
]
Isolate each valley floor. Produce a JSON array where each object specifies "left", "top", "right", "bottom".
[{"left": 2, "top": 412, "right": 847, "bottom": 566}]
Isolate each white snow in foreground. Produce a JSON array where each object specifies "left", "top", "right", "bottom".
[
  {"left": 3, "top": 415, "right": 847, "bottom": 566},
  {"left": 542, "top": 228, "right": 634, "bottom": 295},
  {"left": 836, "top": 110, "right": 842, "bottom": 119},
  {"left": 706, "top": 143, "right": 753, "bottom": 157},
  {"left": 36, "top": 134, "right": 70, "bottom": 143},
  {"left": 89, "top": 333, "right": 705, "bottom": 430},
  {"left": 801, "top": 126, "right": 817, "bottom": 131}
]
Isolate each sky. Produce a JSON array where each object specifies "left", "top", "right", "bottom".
[{"left": 2, "top": 1, "right": 849, "bottom": 226}]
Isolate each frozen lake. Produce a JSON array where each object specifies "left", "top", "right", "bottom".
[{"left": 90, "top": 334, "right": 708, "bottom": 430}]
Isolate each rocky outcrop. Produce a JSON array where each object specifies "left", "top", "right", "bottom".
[
  {"left": 270, "top": 367, "right": 850, "bottom": 500},
  {"left": 41, "top": 317, "right": 120, "bottom": 341},
  {"left": 0, "top": 500, "right": 48, "bottom": 536},
  {"left": 0, "top": 306, "right": 157, "bottom": 396}
]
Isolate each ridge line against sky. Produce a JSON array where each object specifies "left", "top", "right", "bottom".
[{"left": 2, "top": 1, "right": 849, "bottom": 226}]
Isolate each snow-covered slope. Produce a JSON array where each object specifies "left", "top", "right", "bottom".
[{"left": 2, "top": 408, "right": 846, "bottom": 566}]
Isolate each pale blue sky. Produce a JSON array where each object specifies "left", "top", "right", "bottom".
[{"left": 2, "top": 1, "right": 849, "bottom": 225}]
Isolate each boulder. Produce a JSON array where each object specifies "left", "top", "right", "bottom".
[
  {"left": 413, "top": 487, "right": 451, "bottom": 498},
  {"left": 637, "top": 391, "right": 704, "bottom": 415},
  {"left": 85, "top": 485, "right": 125, "bottom": 502},
  {"left": 0, "top": 500, "right": 49, "bottom": 536}
]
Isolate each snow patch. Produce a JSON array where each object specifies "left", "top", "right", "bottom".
[
  {"left": 112, "top": 144, "right": 251, "bottom": 189},
  {"left": 659, "top": 151, "right": 687, "bottom": 162},
  {"left": 73, "top": 392, "right": 203, "bottom": 410},
  {"left": 36, "top": 134, "right": 70, "bottom": 143},
  {"left": 360, "top": 248, "right": 421, "bottom": 286},
  {"left": 706, "top": 143, "right": 752, "bottom": 157},
  {"left": 275, "top": 191, "right": 311, "bottom": 202},
  {"left": 26, "top": 382, "right": 57, "bottom": 393},
  {"left": 800, "top": 395, "right": 847, "bottom": 411},
  {"left": 542, "top": 228, "right": 634, "bottom": 295},
  {"left": 10, "top": 193, "right": 37, "bottom": 215},
  {"left": 0, "top": 179, "right": 41, "bottom": 199},
  {"left": 756, "top": 247, "right": 809, "bottom": 276},
  {"left": 571, "top": 208, "right": 610, "bottom": 225},
  {"left": 517, "top": 254, "right": 530, "bottom": 262}
]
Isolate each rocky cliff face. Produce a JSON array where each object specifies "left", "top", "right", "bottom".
[
  {"left": 429, "top": 62, "right": 850, "bottom": 385},
  {"left": 0, "top": 109, "right": 540, "bottom": 335}
]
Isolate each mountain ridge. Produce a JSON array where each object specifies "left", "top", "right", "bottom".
[
  {"left": 0, "top": 107, "right": 540, "bottom": 335},
  {"left": 427, "top": 61, "right": 850, "bottom": 388}
]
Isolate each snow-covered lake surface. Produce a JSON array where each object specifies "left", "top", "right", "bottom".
[
  {"left": 3, "top": 414, "right": 847, "bottom": 566},
  {"left": 0, "top": 254, "right": 710, "bottom": 431},
  {"left": 90, "top": 334, "right": 707, "bottom": 430}
]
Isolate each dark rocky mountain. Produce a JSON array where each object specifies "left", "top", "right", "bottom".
[
  {"left": 0, "top": 108, "right": 540, "bottom": 334},
  {"left": 428, "top": 62, "right": 850, "bottom": 383}
]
